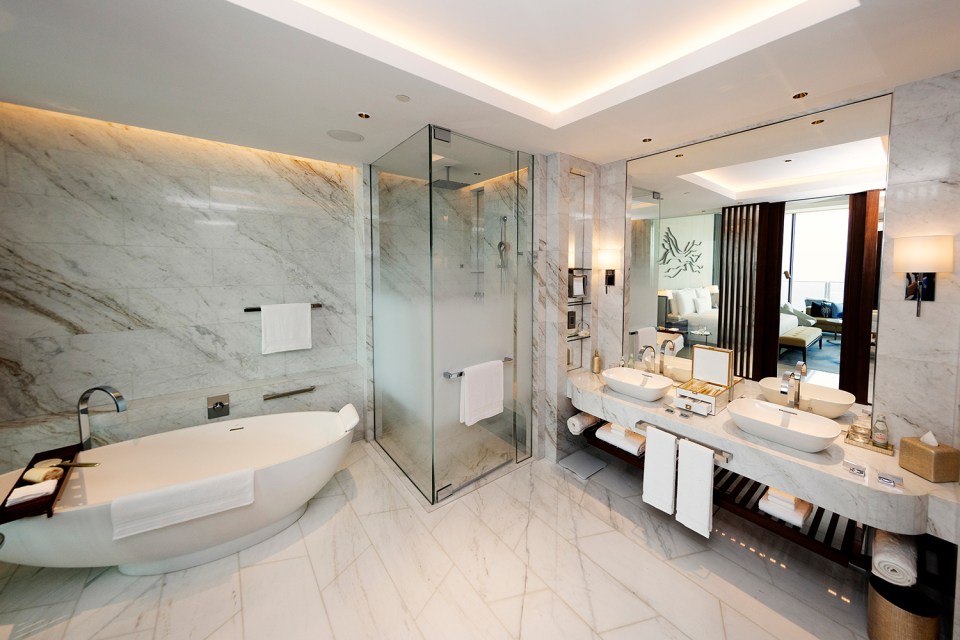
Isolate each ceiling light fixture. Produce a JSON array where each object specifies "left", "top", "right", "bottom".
[
  {"left": 357, "top": 112, "right": 371, "bottom": 119},
  {"left": 811, "top": 119, "right": 824, "bottom": 125},
  {"left": 642, "top": 138, "right": 653, "bottom": 143},
  {"left": 792, "top": 92, "right": 809, "bottom": 99},
  {"left": 675, "top": 153, "right": 684, "bottom": 158},
  {"left": 395, "top": 94, "right": 411, "bottom": 102},
  {"left": 784, "top": 159, "right": 792, "bottom": 162},
  {"left": 473, "top": 172, "right": 481, "bottom": 176}
]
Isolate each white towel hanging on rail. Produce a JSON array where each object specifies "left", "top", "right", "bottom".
[{"left": 459, "top": 360, "right": 503, "bottom": 426}]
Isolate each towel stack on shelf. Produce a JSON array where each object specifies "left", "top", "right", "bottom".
[
  {"left": 758, "top": 487, "right": 813, "bottom": 527},
  {"left": 595, "top": 423, "right": 646, "bottom": 456}
]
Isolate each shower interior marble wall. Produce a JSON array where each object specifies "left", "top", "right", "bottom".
[
  {"left": 0, "top": 102, "right": 366, "bottom": 472},
  {"left": 372, "top": 167, "right": 531, "bottom": 500}
]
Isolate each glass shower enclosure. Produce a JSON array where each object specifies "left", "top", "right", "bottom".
[{"left": 370, "top": 125, "right": 533, "bottom": 504}]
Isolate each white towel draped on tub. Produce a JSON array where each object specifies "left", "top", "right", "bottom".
[
  {"left": 872, "top": 530, "right": 918, "bottom": 586},
  {"left": 460, "top": 360, "right": 504, "bottom": 426},
  {"left": 111, "top": 468, "right": 255, "bottom": 540},
  {"left": 641, "top": 426, "right": 678, "bottom": 514},
  {"left": 675, "top": 439, "right": 714, "bottom": 538},
  {"left": 260, "top": 303, "right": 312, "bottom": 354}
]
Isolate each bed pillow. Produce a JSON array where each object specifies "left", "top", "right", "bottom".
[
  {"left": 673, "top": 289, "right": 697, "bottom": 316},
  {"left": 781, "top": 302, "right": 816, "bottom": 327},
  {"left": 695, "top": 286, "right": 711, "bottom": 301},
  {"left": 693, "top": 297, "right": 711, "bottom": 314}
]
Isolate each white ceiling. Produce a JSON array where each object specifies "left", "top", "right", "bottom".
[{"left": 0, "top": 0, "right": 959, "bottom": 166}]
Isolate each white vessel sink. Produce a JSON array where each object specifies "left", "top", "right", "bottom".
[
  {"left": 758, "top": 377, "right": 855, "bottom": 419},
  {"left": 601, "top": 367, "right": 673, "bottom": 402},
  {"left": 727, "top": 398, "right": 841, "bottom": 453}
]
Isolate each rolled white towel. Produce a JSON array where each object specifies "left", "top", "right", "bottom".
[
  {"left": 595, "top": 424, "right": 646, "bottom": 456},
  {"left": 567, "top": 412, "right": 598, "bottom": 435},
  {"left": 872, "top": 530, "right": 917, "bottom": 587},
  {"left": 4, "top": 479, "right": 58, "bottom": 507},
  {"left": 22, "top": 466, "right": 64, "bottom": 484}
]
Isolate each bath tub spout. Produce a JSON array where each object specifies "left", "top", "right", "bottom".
[{"left": 78, "top": 386, "right": 127, "bottom": 450}]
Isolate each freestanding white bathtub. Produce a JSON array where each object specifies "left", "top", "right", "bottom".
[{"left": 0, "top": 405, "right": 358, "bottom": 575}]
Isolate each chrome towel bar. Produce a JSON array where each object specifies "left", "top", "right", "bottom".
[
  {"left": 244, "top": 303, "right": 322, "bottom": 313},
  {"left": 443, "top": 357, "right": 514, "bottom": 380},
  {"left": 639, "top": 422, "right": 732, "bottom": 464},
  {"left": 263, "top": 386, "right": 316, "bottom": 401}
]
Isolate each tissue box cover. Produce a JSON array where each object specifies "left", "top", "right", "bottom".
[{"left": 899, "top": 438, "right": 960, "bottom": 483}]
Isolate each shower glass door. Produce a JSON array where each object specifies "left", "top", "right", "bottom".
[{"left": 371, "top": 125, "right": 532, "bottom": 504}]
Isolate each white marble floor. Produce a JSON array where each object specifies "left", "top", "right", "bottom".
[{"left": 0, "top": 442, "right": 869, "bottom": 640}]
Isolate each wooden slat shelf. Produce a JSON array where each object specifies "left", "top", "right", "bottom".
[{"left": 580, "top": 424, "right": 871, "bottom": 569}]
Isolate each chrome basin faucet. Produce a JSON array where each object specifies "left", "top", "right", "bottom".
[
  {"left": 659, "top": 339, "right": 676, "bottom": 375},
  {"left": 638, "top": 345, "right": 657, "bottom": 372},
  {"left": 77, "top": 386, "right": 127, "bottom": 450},
  {"left": 779, "top": 361, "right": 807, "bottom": 408}
]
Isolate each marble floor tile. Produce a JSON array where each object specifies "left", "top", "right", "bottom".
[
  {"left": 240, "top": 557, "right": 333, "bottom": 639},
  {"left": 237, "top": 520, "right": 307, "bottom": 568},
  {"left": 62, "top": 569, "right": 160, "bottom": 640},
  {"left": 321, "top": 547, "right": 424, "bottom": 640},
  {"left": 600, "top": 617, "right": 689, "bottom": 640},
  {"left": 358, "top": 508, "right": 453, "bottom": 616},
  {"left": 514, "top": 588, "right": 600, "bottom": 640},
  {"left": 0, "top": 567, "right": 90, "bottom": 615},
  {"left": 577, "top": 531, "right": 726, "bottom": 640},
  {"left": 298, "top": 493, "right": 370, "bottom": 591},
  {"left": 154, "top": 556, "right": 241, "bottom": 640},
  {"left": 334, "top": 452, "right": 409, "bottom": 516},
  {"left": 460, "top": 482, "right": 533, "bottom": 550},
  {"left": 416, "top": 567, "right": 513, "bottom": 640},
  {"left": 514, "top": 516, "right": 657, "bottom": 633},
  {"left": 205, "top": 613, "right": 243, "bottom": 640},
  {"left": 0, "top": 600, "right": 76, "bottom": 640},
  {"left": 432, "top": 502, "right": 546, "bottom": 603},
  {"left": 721, "top": 603, "right": 779, "bottom": 640}
]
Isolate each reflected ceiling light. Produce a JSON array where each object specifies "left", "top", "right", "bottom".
[
  {"left": 811, "top": 119, "right": 824, "bottom": 125},
  {"left": 473, "top": 172, "right": 481, "bottom": 176},
  {"left": 675, "top": 153, "right": 684, "bottom": 158},
  {"left": 643, "top": 138, "right": 653, "bottom": 143},
  {"left": 357, "top": 112, "right": 371, "bottom": 119},
  {"left": 395, "top": 94, "right": 411, "bottom": 102},
  {"left": 784, "top": 159, "right": 792, "bottom": 162},
  {"left": 326, "top": 129, "right": 365, "bottom": 142},
  {"left": 792, "top": 91, "right": 809, "bottom": 99}
]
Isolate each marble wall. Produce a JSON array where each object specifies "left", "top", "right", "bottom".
[
  {"left": 874, "top": 69, "right": 960, "bottom": 448},
  {"left": 0, "top": 102, "right": 366, "bottom": 471}
]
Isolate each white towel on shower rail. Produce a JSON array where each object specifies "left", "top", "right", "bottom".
[
  {"left": 460, "top": 360, "right": 503, "bottom": 426},
  {"left": 110, "top": 468, "right": 255, "bottom": 540},
  {"left": 260, "top": 303, "right": 311, "bottom": 354}
]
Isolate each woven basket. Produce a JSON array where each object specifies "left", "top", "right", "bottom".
[{"left": 867, "top": 576, "right": 939, "bottom": 640}]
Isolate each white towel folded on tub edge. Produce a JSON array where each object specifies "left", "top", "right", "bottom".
[
  {"left": 111, "top": 468, "right": 255, "bottom": 540},
  {"left": 872, "top": 530, "right": 918, "bottom": 587}
]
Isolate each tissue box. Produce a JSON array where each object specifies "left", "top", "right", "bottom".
[{"left": 898, "top": 438, "right": 960, "bottom": 483}]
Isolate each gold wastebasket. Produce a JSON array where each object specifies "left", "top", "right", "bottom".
[{"left": 867, "top": 576, "right": 940, "bottom": 640}]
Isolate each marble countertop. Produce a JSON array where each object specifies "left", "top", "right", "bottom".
[{"left": 567, "top": 371, "right": 960, "bottom": 543}]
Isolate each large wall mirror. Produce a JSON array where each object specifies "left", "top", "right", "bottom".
[{"left": 623, "top": 96, "right": 891, "bottom": 403}]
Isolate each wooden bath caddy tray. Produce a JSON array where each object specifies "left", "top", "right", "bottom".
[{"left": 0, "top": 443, "right": 81, "bottom": 524}]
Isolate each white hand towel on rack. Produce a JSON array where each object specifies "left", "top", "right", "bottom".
[
  {"left": 460, "top": 360, "right": 503, "bottom": 426},
  {"left": 634, "top": 326, "right": 658, "bottom": 351},
  {"left": 260, "top": 303, "right": 312, "bottom": 354},
  {"left": 641, "top": 426, "right": 678, "bottom": 514},
  {"left": 675, "top": 439, "right": 715, "bottom": 538}
]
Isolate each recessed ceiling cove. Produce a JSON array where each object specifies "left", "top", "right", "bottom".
[{"left": 225, "top": 0, "right": 858, "bottom": 128}]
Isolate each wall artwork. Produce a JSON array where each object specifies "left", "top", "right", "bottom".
[
  {"left": 659, "top": 227, "right": 703, "bottom": 277},
  {"left": 657, "top": 214, "right": 716, "bottom": 290}
]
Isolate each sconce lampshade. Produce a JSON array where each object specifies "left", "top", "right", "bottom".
[
  {"left": 657, "top": 289, "right": 673, "bottom": 299},
  {"left": 893, "top": 235, "right": 954, "bottom": 273}
]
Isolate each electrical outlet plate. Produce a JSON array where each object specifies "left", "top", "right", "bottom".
[{"left": 207, "top": 393, "right": 229, "bottom": 419}]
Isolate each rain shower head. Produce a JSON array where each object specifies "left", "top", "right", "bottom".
[{"left": 432, "top": 166, "right": 471, "bottom": 190}]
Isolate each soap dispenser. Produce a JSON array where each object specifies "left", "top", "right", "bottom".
[{"left": 591, "top": 351, "right": 602, "bottom": 374}]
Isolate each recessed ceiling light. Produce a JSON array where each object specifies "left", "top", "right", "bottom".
[
  {"left": 357, "top": 112, "right": 371, "bottom": 119},
  {"left": 473, "top": 172, "right": 481, "bottom": 176},
  {"left": 784, "top": 159, "right": 792, "bottom": 163},
  {"left": 642, "top": 138, "right": 652, "bottom": 143},
  {"left": 792, "top": 92, "right": 809, "bottom": 99},
  {"left": 675, "top": 153, "right": 684, "bottom": 158},
  {"left": 395, "top": 94, "right": 411, "bottom": 102},
  {"left": 326, "top": 130, "right": 365, "bottom": 142},
  {"left": 811, "top": 119, "right": 824, "bottom": 125}
]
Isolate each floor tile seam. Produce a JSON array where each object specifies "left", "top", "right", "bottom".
[
  {"left": 670, "top": 550, "right": 863, "bottom": 637},
  {"left": 363, "top": 535, "right": 440, "bottom": 625},
  {"left": 63, "top": 573, "right": 163, "bottom": 640},
  {"left": 408, "top": 563, "right": 457, "bottom": 628},
  {"left": 0, "top": 578, "right": 87, "bottom": 616},
  {"left": 199, "top": 611, "right": 244, "bottom": 640},
  {"left": 298, "top": 503, "right": 372, "bottom": 592},
  {"left": 237, "top": 546, "right": 310, "bottom": 571}
]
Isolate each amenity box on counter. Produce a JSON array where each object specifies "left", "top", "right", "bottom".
[{"left": 672, "top": 345, "right": 742, "bottom": 416}]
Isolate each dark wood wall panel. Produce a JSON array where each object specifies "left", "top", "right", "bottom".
[{"left": 840, "top": 190, "right": 881, "bottom": 403}]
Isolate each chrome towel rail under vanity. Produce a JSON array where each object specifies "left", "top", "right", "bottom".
[
  {"left": 642, "top": 422, "right": 733, "bottom": 464},
  {"left": 443, "top": 357, "right": 514, "bottom": 380}
]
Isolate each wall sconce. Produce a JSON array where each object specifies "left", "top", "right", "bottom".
[
  {"left": 892, "top": 235, "right": 954, "bottom": 317},
  {"left": 605, "top": 269, "right": 616, "bottom": 293},
  {"left": 598, "top": 249, "right": 618, "bottom": 294}
]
